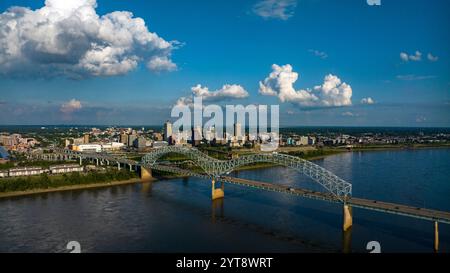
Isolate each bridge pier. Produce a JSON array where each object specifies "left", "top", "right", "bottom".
[
  {"left": 211, "top": 198, "right": 224, "bottom": 223},
  {"left": 212, "top": 179, "right": 224, "bottom": 200},
  {"left": 342, "top": 227, "right": 352, "bottom": 253},
  {"left": 79, "top": 157, "right": 82, "bottom": 165},
  {"left": 140, "top": 166, "right": 153, "bottom": 181},
  {"left": 434, "top": 221, "right": 439, "bottom": 252},
  {"left": 117, "top": 162, "right": 121, "bottom": 171},
  {"left": 343, "top": 204, "right": 353, "bottom": 231}
]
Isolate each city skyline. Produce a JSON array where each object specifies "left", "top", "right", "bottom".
[{"left": 0, "top": 0, "right": 449, "bottom": 127}]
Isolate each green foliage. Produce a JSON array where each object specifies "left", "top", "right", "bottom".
[
  {"left": 282, "top": 149, "right": 342, "bottom": 159},
  {"left": 0, "top": 162, "right": 15, "bottom": 170},
  {"left": 0, "top": 169, "right": 137, "bottom": 193}
]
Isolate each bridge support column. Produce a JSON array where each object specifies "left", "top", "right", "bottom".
[
  {"left": 343, "top": 204, "right": 353, "bottom": 231},
  {"left": 79, "top": 157, "right": 82, "bottom": 165},
  {"left": 434, "top": 221, "right": 439, "bottom": 252},
  {"left": 211, "top": 179, "right": 224, "bottom": 200},
  {"left": 96, "top": 158, "right": 99, "bottom": 166},
  {"left": 140, "top": 166, "right": 153, "bottom": 181},
  {"left": 342, "top": 227, "right": 352, "bottom": 253},
  {"left": 117, "top": 162, "right": 121, "bottom": 171}
]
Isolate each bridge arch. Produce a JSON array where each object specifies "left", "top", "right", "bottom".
[{"left": 141, "top": 146, "right": 352, "bottom": 201}]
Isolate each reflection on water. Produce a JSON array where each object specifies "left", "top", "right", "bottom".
[{"left": 0, "top": 148, "right": 449, "bottom": 253}]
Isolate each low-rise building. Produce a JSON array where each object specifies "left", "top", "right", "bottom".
[
  {"left": 0, "top": 170, "right": 8, "bottom": 178},
  {"left": 72, "top": 144, "right": 102, "bottom": 153},
  {"left": 50, "top": 164, "right": 84, "bottom": 174},
  {"left": 8, "top": 167, "right": 45, "bottom": 177},
  {"left": 152, "top": 141, "right": 168, "bottom": 148},
  {"left": 101, "top": 142, "right": 125, "bottom": 151}
]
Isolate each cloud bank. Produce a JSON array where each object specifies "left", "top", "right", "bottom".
[
  {"left": 0, "top": 0, "right": 177, "bottom": 78},
  {"left": 259, "top": 64, "right": 352, "bottom": 107}
]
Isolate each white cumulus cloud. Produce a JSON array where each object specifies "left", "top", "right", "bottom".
[
  {"left": 259, "top": 64, "right": 352, "bottom": 107},
  {"left": 0, "top": 0, "right": 177, "bottom": 78},
  {"left": 427, "top": 53, "right": 439, "bottom": 62},
  {"left": 400, "top": 51, "right": 422, "bottom": 62},
  {"left": 175, "top": 84, "right": 249, "bottom": 107},
  {"left": 60, "top": 99, "right": 82, "bottom": 113},
  {"left": 191, "top": 84, "right": 249, "bottom": 101},
  {"left": 252, "top": 0, "right": 297, "bottom": 20},
  {"left": 361, "top": 97, "right": 375, "bottom": 104}
]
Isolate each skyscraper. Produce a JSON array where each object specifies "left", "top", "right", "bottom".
[
  {"left": 164, "top": 121, "right": 172, "bottom": 141},
  {"left": 234, "top": 123, "right": 242, "bottom": 140}
]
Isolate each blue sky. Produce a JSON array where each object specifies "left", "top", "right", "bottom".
[{"left": 0, "top": 0, "right": 449, "bottom": 126}]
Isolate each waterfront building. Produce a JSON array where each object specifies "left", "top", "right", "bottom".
[
  {"left": 8, "top": 167, "right": 45, "bottom": 177},
  {"left": 0, "top": 170, "right": 8, "bottom": 178},
  {"left": 50, "top": 164, "right": 84, "bottom": 174},
  {"left": 298, "top": 136, "right": 309, "bottom": 146}
]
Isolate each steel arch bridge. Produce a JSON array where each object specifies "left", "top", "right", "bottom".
[{"left": 141, "top": 146, "right": 352, "bottom": 201}]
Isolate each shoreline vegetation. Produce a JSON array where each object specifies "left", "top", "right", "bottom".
[
  {"left": 0, "top": 169, "right": 138, "bottom": 199},
  {"left": 0, "top": 144, "right": 449, "bottom": 199}
]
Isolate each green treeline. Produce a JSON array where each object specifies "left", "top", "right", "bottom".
[
  {"left": 0, "top": 169, "right": 137, "bottom": 193},
  {"left": 0, "top": 160, "right": 75, "bottom": 170},
  {"left": 282, "top": 149, "right": 343, "bottom": 159}
]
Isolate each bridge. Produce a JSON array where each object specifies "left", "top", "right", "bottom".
[{"left": 28, "top": 146, "right": 450, "bottom": 252}]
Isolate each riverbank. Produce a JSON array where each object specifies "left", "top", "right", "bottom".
[
  {"left": 1, "top": 145, "right": 448, "bottom": 199},
  {"left": 0, "top": 178, "right": 142, "bottom": 199}
]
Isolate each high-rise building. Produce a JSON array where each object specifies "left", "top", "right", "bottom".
[
  {"left": 133, "top": 137, "right": 147, "bottom": 150},
  {"left": 234, "top": 123, "right": 242, "bottom": 140},
  {"left": 164, "top": 121, "right": 172, "bottom": 141},
  {"left": 83, "top": 134, "right": 90, "bottom": 144},
  {"left": 127, "top": 134, "right": 137, "bottom": 147},
  {"left": 191, "top": 126, "right": 202, "bottom": 146},
  {"left": 120, "top": 133, "right": 128, "bottom": 144}
]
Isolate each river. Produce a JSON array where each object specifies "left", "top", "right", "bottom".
[{"left": 0, "top": 148, "right": 449, "bottom": 252}]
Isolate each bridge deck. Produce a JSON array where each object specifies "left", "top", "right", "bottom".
[
  {"left": 151, "top": 164, "right": 450, "bottom": 224},
  {"left": 222, "top": 176, "right": 450, "bottom": 224}
]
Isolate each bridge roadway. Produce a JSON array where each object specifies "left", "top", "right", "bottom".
[
  {"left": 29, "top": 149, "right": 450, "bottom": 225},
  {"left": 151, "top": 164, "right": 450, "bottom": 225}
]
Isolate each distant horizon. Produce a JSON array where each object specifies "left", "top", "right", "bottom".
[{"left": 1, "top": 124, "right": 449, "bottom": 129}]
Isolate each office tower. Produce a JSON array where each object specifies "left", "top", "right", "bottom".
[
  {"left": 164, "top": 121, "right": 172, "bottom": 141},
  {"left": 234, "top": 123, "right": 242, "bottom": 140},
  {"left": 191, "top": 126, "right": 202, "bottom": 146}
]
